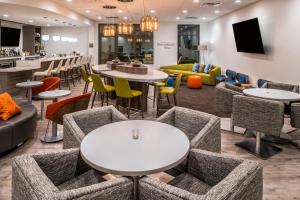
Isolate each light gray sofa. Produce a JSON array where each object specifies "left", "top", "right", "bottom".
[
  {"left": 139, "top": 149, "right": 263, "bottom": 200},
  {"left": 63, "top": 106, "right": 127, "bottom": 149},
  {"left": 12, "top": 148, "right": 133, "bottom": 200}
]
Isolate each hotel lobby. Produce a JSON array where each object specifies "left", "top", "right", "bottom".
[{"left": 0, "top": 0, "right": 300, "bottom": 199}]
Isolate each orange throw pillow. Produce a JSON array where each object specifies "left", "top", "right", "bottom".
[{"left": 0, "top": 92, "right": 21, "bottom": 120}]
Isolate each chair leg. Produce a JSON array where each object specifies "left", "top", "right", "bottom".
[
  {"left": 106, "top": 92, "right": 109, "bottom": 106},
  {"left": 127, "top": 98, "right": 131, "bottom": 119},
  {"left": 173, "top": 94, "right": 177, "bottom": 106},
  {"left": 101, "top": 93, "right": 104, "bottom": 107},
  {"left": 91, "top": 91, "right": 97, "bottom": 108},
  {"left": 70, "top": 70, "right": 75, "bottom": 87},
  {"left": 115, "top": 98, "right": 119, "bottom": 110},
  {"left": 64, "top": 71, "right": 70, "bottom": 90},
  {"left": 156, "top": 92, "right": 161, "bottom": 118},
  {"left": 153, "top": 85, "right": 156, "bottom": 108},
  {"left": 166, "top": 94, "right": 170, "bottom": 105},
  {"left": 83, "top": 82, "right": 87, "bottom": 94},
  {"left": 40, "top": 100, "right": 44, "bottom": 120},
  {"left": 140, "top": 95, "right": 144, "bottom": 118}
]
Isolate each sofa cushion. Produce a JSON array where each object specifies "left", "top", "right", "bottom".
[
  {"left": 192, "top": 63, "right": 200, "bottom": 72},
  {"left": 203, "top": 64, "right": 212, "bottom": 73},
  {"left": 169, "top": 173, "right": 211, "bottom": 195},
  {"left": 57, "top": 170, "right": 105, "bottom": 191},
  {"left": 198, "top": 64, "right": 205, "bottom": 73},
  {"left": 0, "top": 92, "right": 21, "bottom": 120}
]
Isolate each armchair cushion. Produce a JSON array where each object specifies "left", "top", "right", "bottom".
[
  {"left": 0, "top": 92, "right": 21, "bottom": 120},
  {"left": 169, "top": 173, "right": 211, "bottom": 195}
]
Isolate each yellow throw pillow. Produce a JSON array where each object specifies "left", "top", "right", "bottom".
[{"left": 0, "top": 92, "right": 21, "bottom": 120}]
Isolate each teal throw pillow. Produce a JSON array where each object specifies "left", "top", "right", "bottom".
[{"left": 192, "top": 63, "right": 200, "bottom": 72}]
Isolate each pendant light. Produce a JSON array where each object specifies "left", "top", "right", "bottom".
[
  {"left": 140, "top": 0, "right": 159, "bottom": 32},
  {"left": 103, "top": 17, "right": 116, "bottom": 37}
]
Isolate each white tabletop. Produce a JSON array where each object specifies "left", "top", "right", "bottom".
[
  {"left": 16, "top": 81, "right": 43, "bottom": 88},
  {"left": 243, "top": 88, "right": 300, "bottom": 101},
  {"left": 94, "top": 65, "right": 168, "bottom": 83},
  {"left": 80, "top": 120, "right": 190, "bottom": 176},
  {"left": 38, "top": 90, "right": 71, "bottom": 99}
]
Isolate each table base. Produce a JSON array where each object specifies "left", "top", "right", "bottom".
[
  {"left": 235, "top": 140, "right": 282, "bottom": 160},
  {"left": 41, "top": 131, "right": 63, "bottom": 143},
  {"left": 132, "top": 176, "right": 139, "bottom": 200}
]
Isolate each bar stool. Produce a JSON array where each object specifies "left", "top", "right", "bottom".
[
  {"left": 33, "top": 61, "right": 55, "bottom": 80},
  {"left": 113, "top": 77, "right": 143, "bottom": 119},
  {"left": 60, "top": 58, "right": 71, "bottom": 90},
  {"left": 51, "top": 60, "right": 64, "bottom": 88},
  {"left": 91, "top": 74, "right": 115, "bottom": 108}
]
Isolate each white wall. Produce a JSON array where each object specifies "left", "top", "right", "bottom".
[
  {"left": 153, "top": 21, "right": 208, "bottom": 69},
  {"left": 207, "top": 0, "right": 300, "bottom": 85},
  {"left": 42, "top": 26, "right": 89, "bottom": 56}
]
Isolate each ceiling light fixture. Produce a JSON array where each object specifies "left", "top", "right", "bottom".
[
  {"left": 214, "top": 10, "right": 220, "bottom": 14},
  {"left": 85, "top": 10, "right": 91, "bottom": 13},
  {"left": 176, "top": 17, "right": 181, "bottom": 20},
  {"left": 193, "top": 0, "right": 200, "bottom": 3},
  {"left": 123, "top": 16, "right": 128, "bottom": 20},
  {"left": 3, "top": 14, "right": 8, "bottom": 18},
  {"left": 47, "top": 24, "right": 51, "bottom": 27},
  {"left": 140, "top": 0, "right": 159, "bottom": 32},
  {"left": 103, "top": 17, "right": 116, "bottom": 37},
  {"left": 29, "top": 20, "right": 34, "bottom": 23},
  {"left": 98, "top": 16, "right": 102, "bottom": 20},
  {"left": 150, "top": 10, "right": 156, "bottom": 14},
  {"left": 118, "top": 21, "right": 133, "bottom": 35},
  {"left": 235, "top": 0, "right": 241, "bottom": 3},
  {"left": 182, "top": 10, "right": 188, "bottom": 14},
  {"left": 118, "top": 10, "right": 123, "bottom": 13},
  {"left": 66, "top": 0, "right": 72, "bottom": 2},
  {"left": 202, "top": 17, "right": 207, "bottom": 20}
]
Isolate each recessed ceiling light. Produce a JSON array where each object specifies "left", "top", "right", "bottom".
[
  {"left": 66, "top": 0, "right": 72, "bottom": 2},
  {"left": 47, "top": 24, "right": 51, "bottom": 27},
  {"left": 85, "top": 10, "right": 91, "bottom": 13},
  {"left": 202, "top": 17, "right": 207, "bottom": 20},
  {"left": 235, "top": 0, "right": 241, "bottom": 3},
  {"left": 118, "top": 10, "right": 123, "bottom": 13},
  {"left": 3, "top": 14, "right": 8, "bottom": 18},
  {"left": 97, "top": 16, "right": 102, "bottom": 20},
  {"left": 29, "top": 20, "right": 34, "bottom": 23},
  {"left": 214, "top": 10, "right": 220, "bottom": 14},
  {"left": 150, "top": 10, "right": 156, "bottom": 13},
  {"left": 193, "top": 0, "right": 200, "bottom": 3},
  {"left": 176, "top": 17, "right": 181, "bottom": 20},
  {"left": 182, "top": 10, "right": 188, "bottom": 14},
  {"left": 123, "top": 16, "right": 128, "bottom": 20}
]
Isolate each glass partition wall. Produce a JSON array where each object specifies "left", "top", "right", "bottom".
[
  {"left": 178, "top": 24, "right": 200, "bottom": 64},
  {"left": 99, "top": 24, "right": 153, "bottom": 64}
]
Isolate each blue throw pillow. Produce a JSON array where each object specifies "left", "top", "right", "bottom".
[
  {"left": 166, "top": 76, "right": 174, "bottom": 87},
  {"left": 192, "top": 63, "right": 200, "bottom": 72},
  {"left": 203, "top": 64, "right": 211, "bottom": 73}
]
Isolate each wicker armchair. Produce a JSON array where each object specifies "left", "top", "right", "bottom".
[
  {"left": 139, "top": 149, "right": 263, "bottom": 200},
  {"left": 262, "top": 81, "right": 299, "bottom": 93},
  {"left": 12, "top": 148, "right": 133, "bottom": 200},
  {"left": 232, "top": 95, "right": 284, "bottom": 159},
  {"left": 63, "top": 106, "right": 127, "bottom": 149},
  {"left": 156, "top": 106, "right": 221, "bottom": 153}
]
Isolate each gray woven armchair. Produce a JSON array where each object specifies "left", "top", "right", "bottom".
[
  {"left": 139, "top": 149, "right": 263, "bottom": 200},
  {"left": 232, "top": 95, "right": 284, "bottom": 159},
  {"left": 156, "top": 106, "right": 221, "bottom": 153},
  {"left": 63, "top": 106, "right": 127, "bottom": 149},
  {"left": 262, "top": 81, "right": 299, "bottom": 93},
  {"left": 215, "top": 82, "right": 244, "bottom": 131},
  {"left": 12, "top": 148, "right": 133, "bottom": 200}
]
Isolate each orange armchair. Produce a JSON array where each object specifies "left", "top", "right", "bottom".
[
  {"left": 46, "top": 93, "right": 91, "bottom": 125},
  {"left": 32, "top": 77, "right": 60, "bottom": 120}
]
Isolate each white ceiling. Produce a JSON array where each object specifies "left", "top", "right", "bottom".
[
  {"left": 52, "top": 0, "right": 260, "bottom": 23},
  {"left": 0, "top": 3, "right": 84, "bottom": 27}
]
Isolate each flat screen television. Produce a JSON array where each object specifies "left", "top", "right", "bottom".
[
  {"left": 232, "top": 18, "right": 265, "bottom": 54},
  {"left": 1, "top": 27, "right": 21, "bottom": 47}
]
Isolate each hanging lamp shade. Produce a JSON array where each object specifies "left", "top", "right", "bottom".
[
  {"left": 118, "top": 21, "right": 134, "bottom": 35},
  {"left": 140, "top": 15, "right": 159, "bottom": 32},
  {"left": 103, "top": 25, "right": 116, "bottom": 37}
]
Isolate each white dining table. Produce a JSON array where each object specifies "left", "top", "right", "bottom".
[
  {"left": 80, "top": 120, "right": 190, "bottom": 200},
  {"left": 243, "top": 88, "right": 300, "bottom": 102}
]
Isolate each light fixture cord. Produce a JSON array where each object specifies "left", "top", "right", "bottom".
[{"left": 143, "top": 0, "right": 146, "bottom": 16}]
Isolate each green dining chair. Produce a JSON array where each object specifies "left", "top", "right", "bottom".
[
  {"left": 159, "top": 73, "right": 182, "bottom": 106},
  {"left": 91, "top": 74, "right": 115, "bottom": 108},
  {"left": 81, "top": 67, "right": 93, "bottom": 94},
  {"left": 113, "top": 77, "right": 144, "bottom": 118}
]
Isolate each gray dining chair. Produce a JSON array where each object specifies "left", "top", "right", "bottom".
[
  {"left": 232, "top": 95, "right": 284, "bottom": 159},
  {"left": 139, "top": 149, "right": 263, "bottom": 200},
  {"left": 262, "top": 81, "right": 299, "bottom": 93},
  {"left": 63, "top": 106, "right": 128, "bottom": 149},
  {"left": 12, "top": 148, "right": 133, "bottom": 200},
  {"left": 156, "top": 106, "right": 221, "bottom": 153},
  {"left": 290, "top": 103, "right": 300, "bottom": 148},
  {"left": 215, "top": 82, "right": 244, "bottom": 130}
]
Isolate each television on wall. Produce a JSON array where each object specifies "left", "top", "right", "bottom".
[
  {"left": 1, "top": 27, "right": 21, "bottom": 47},
  {"left": 232, "top": 18, "right": 265, "bottom": 54}
]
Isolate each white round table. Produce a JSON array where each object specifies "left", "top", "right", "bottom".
[
  {"left": 16, "top": 81, "right": 43, "bottom": 104},
  {"left": 38, "top": 90, "right": 71, "bottom": 143},
  {"left": 243, "top": 88, "right": 300, "bottom": 102},
  {"left": 80, "top": 120, "right": 190, "bottom": 200}
]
